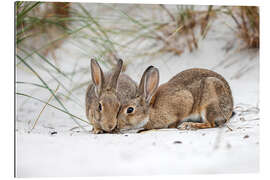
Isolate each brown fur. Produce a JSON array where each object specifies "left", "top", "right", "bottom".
[
  {"left": 85, "top": 59, "right": 137, "bottom": 134},
  {"left": 116, "top": 67, "right": 233, "bottom": 132}
]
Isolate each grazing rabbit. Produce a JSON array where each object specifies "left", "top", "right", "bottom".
[
  {"left": 116, "top": 66, "right": 234, "bottom": 133},
  {"left": 85, "top": 58, "right": 137, "bottom": 134}
]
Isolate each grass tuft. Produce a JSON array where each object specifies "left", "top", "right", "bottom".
[{"left": 224, "top": 6, "right": 259, "bottom": 50}]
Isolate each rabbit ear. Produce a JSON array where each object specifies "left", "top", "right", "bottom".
[
  {"left": 137, "top": 66, "right": 154, "bottom": 96},
  {"left": 107, "top": 59, "right": 123, "bottom": 91},
  {"left": 144, "top": 67, "right": 159, "bottom": 103},
  {"left": 91, "top": 58, "right": 105, "bottom": 97}
]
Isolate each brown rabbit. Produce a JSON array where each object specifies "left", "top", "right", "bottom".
[
  {"left": 85, "top": 58, "right": 137, "bottom": 134},
  {"left": 116, "top": 66, "right": 234, "bottom": 133}
]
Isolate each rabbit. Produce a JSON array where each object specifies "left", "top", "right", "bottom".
[
  {"left": 116, "top": 66, "right": 234, "bottom": 133},
  {"left": 85, "top": 58, "right": 137, "bottom": 134}
]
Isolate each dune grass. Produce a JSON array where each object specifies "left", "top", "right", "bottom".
[{"left": 225, "top": 6, "right": 259, "bottom": 50}]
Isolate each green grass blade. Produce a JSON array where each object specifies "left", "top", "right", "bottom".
[
  {"left": 16, "top": 81, "right": 46, "bottom": 89},
  {"left": 16, "top": 81, "right": 84, "bottom": 109},
  {"left": 16, "top": 24, "right": 90, "bottom": 66},
  {"left": 77, "top": 4, "right": 117, "bottom": 55},
  {"left": 17, "top": 47, "right": 83, "bottom": 106},
  {"left": 16, "top": 55, "right": 88, "bottom": 132},
  {"left": 35, "top": 52, "right": 72, "bottom": 81},
  {"left": 16, "top": 2, "right": 41, "bottom": 28},
  {"left": 16, "top": 92, "right": 89, "bottom": 124}
]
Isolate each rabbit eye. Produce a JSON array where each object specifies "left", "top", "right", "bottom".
[
  {"left": 98, "top": 103, "right": 102, "bottom": 111},
  {"left": 126, "top": 107, "right": 134, "bottom": 114}
]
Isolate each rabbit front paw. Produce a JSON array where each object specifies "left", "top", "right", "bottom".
[
  {"left": 92, "top": 128, "right": 103, "bottom": 134},
  {"left": 178, "top": 122, "right": 196, "bottom": 130}
]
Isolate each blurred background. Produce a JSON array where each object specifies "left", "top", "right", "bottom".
[{"left": 16, "top": 2, "right": 259, "bottom": 133}]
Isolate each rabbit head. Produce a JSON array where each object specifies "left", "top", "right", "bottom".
[
  {"left": 89, "top": 58, "right": 123, "bottom": 132},
  {"left": 116, "top": 66, "right": 159, "bottom": 132}
]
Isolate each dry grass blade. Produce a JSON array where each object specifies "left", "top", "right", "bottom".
[
  {"left": 30, "top": 84, "right": 60, "bottom": 131},
  {"left": 225, "top": 6, "right": 259, "bottom": 50},
  {"left": 152, "top": 5, "right": 217, "bottom": 56},
  {"left": 165, "top": 25, "right": 184, "bottom": 41},
  {"left": 159, "top": 4, "right": 176, "bottom": 22},
  {"left": 226, "top": 125, "right": 233, "bottom": 131},
  {"left": 17, "top": 55, "right": 88, "bottom": 132},
  {"left": 200, "top": 5, "right": 213, "bottom": 36}
]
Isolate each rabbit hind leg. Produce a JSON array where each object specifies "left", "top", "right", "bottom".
[
  {"left": 178, "top": 103, "right": 224, "bottom": 130},
  {"left": 178, "top": 77, "right": 226, "bottom": 130}
]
